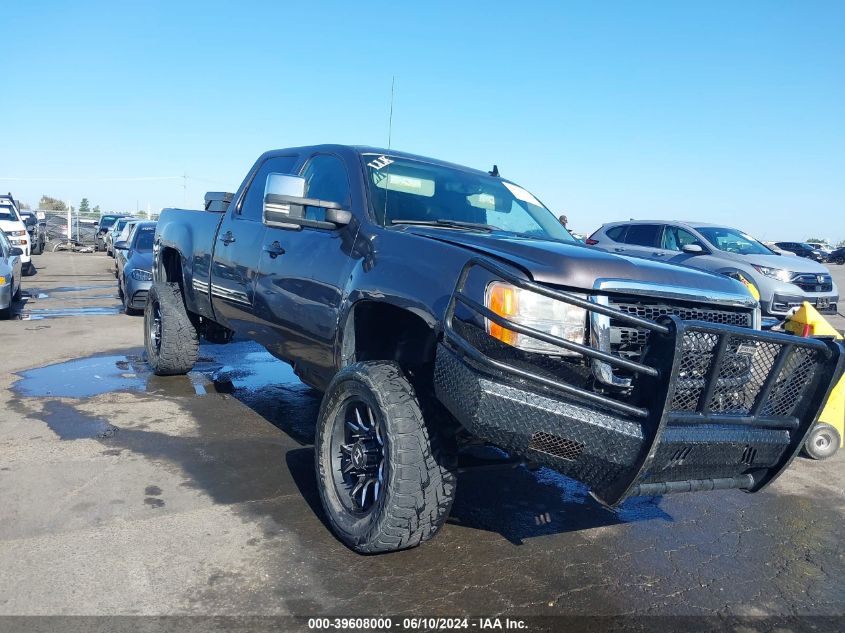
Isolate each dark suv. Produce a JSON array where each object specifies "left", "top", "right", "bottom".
[{"left": 775, "top": 242, "right": 827, "bottom": 262}]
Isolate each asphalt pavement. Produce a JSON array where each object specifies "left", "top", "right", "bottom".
[{"left": 1, "top": 252, "right": 843, "bottom": 625}]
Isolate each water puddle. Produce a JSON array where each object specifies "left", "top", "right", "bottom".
[
  {"left": 44, "top": 284, "right": 115, "bottom": 293},
  {"left": 13, "top": 341, "right": 299, "bottom": 400},
  {"left": 535, "top": 468, "right": 671, "bottom": 523},
  {"left": 24, "top": 292, "right": 118, "bottom": 302},
  {"left": 18, "top": 306, "right": 122, "bottom": 320},
  {"left": 207, "top": 342, "right": 298, "bottom": 392},
  {"left": 15, "top": 354, "right": 149, "bottom": 398}
]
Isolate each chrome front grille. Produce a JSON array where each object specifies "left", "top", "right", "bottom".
[
  {"left": 591, "top": 291, "right": 756, "bottom": 387},
  {"left": 790, "top": 273, "right": 832, "bottom": 293},
  {"left": 610, "top": 300, "right": 753, "bottom": 360}
]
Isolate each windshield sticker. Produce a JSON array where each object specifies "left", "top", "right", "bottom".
[
  {"left": 367, "top": 155, "right": 394, "bottom": 170},
  {"left": 502, "top": 182, "right": 542, "bottom": 207}
]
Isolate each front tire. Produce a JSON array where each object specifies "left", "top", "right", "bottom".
[
  {"left": 144, "top": 282, "right": 198, "bottom": 375},
  {"left": 23, "top": 262, "right": 35, "bottom": 276},
  {"left": 120, "top": 278, "right": 137, "bottom": 315},
  {"left": 315, "top": 362, "right": 456, "bottom": 554},
  {"left": 802, "top": 423, "right": 840, "bottom": 460}
]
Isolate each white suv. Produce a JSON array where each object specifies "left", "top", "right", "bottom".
[{"left": 0, "top": 194, "right": 33, "bottom": 276}]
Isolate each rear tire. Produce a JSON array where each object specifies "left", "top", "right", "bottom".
[
  {"left": 836, "top": 256, "right": 845, "bottom": 266},
  {"left": 144, "top": 282, "right": 198, "bottom": 375},
  {"left": 802, "top": 423, "right": 840, "bottom": 460},
  {"left": 315, "top": 361, "right": 457, "bottom": 554}
]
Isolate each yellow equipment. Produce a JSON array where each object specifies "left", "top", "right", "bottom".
[{"left": 784, "top": 302, "right": 844, "bottom": 459}]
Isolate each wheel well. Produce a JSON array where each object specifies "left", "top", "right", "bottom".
[
  {"left": 345, "top": 302, "right": 438, "bottom": 379},
  {"left": 159, "top": 247, "right": 183, "bottom": 285}
]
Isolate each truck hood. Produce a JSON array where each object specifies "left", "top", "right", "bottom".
[
  {"left": 716, "top": 251, "right": 830, "bottom": 274},
  {"left": 406, "top": 227, "right": 753, "bottom": 298},
  {"left": 0, "top": 219, "right": 26, "bottom": 233}
]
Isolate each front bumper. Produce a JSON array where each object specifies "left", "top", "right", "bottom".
[
  {"left": 764, "top": 292, "right": 839, "bottom": 316},
  {"left": 436, "top": 258, "right": 845, "bottom": 505},
  {"left": 125, "top": 278, "right": 152, "bottom": 310},
  {"left": 0, "top": 283, "right": 11, "bottom": 310}
]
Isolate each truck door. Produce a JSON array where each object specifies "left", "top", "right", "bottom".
[
  {"left": 253, "top": 153, "right": 357, "bottom": 386},
  {"left": 210, "top": 155, "right": 299, "bottom": 331}
]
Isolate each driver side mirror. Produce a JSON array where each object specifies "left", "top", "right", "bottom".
[
  {"left": 10, "top": 247, "right": 23, "bottom": 256},
  {"left": 114, "top": 241, "right": 128, "bottom": 250},
  {"left": 263, "top": 174, "right": 352, "bottom": 230},
  {"left": 682, "top": 244, "right": 705, "bottom": 254}
]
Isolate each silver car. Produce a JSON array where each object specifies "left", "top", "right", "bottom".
[
  {"left": 588, "top": 221, "right": 838, "bottom": 317},
  {"left": 0, "top": 230, "right": 23, "bottom": 319}
]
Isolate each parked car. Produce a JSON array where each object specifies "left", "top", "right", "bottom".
[
  {"left": 764, "top": 241, "right": 796, "bottom": 256},
  {"left": 807, "top": 242, "right": 834, "bottom": 257},
  {"left": 0, "top": 194, "right": 34, "bottom": 275},
  {"left": 106, "top": 217, "right": 137, "bottom": 256},
  {"left": 96, "top": 214, "right": 129, "bottom": 252},
  {"left": 19, "top": 210, "right": 46, "bottom": 255},
  {"left": 146, "top": 145, "right": 844, "bottom": 554},
  {"left": 0, "top": 230, "right": 23, "bottom": 319},
  {"left": 116, "top": 221, "right": 155, "bottom": 314},
  {"left": 113, "top": 219, "right": 144, "bottom": 276},
  {"left": 588, "top": 221, "right": 839, "bottom": 317},
  {"left": 774, "top": 242, "right": 827, "bottom": 262},
  {"left": 827, "top": 247, "right": 845, "bottom": 266}
]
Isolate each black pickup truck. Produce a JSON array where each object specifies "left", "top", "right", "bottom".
[{"left": 148, "top": 145, "right": 844, "bottom": 554}]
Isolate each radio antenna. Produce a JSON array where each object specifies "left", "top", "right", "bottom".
[{"left": 388, "top": 75, "right": 396, "bottom": 149}]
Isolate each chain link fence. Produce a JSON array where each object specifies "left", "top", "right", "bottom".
[{"left": 39, "top": 210, "right": 99, "bottom": 246}]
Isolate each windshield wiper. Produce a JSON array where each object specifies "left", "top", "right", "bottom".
[{"left": 391, "top": 219, "right": 496, "bottom": 232}]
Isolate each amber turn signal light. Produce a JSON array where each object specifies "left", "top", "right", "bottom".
[{"left": 486, "top": 282, "right": 518, "bottom": 345}]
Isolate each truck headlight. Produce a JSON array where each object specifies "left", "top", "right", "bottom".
[
  {"left": 131, "top": 269, "right": 153, "bottom": 281},
  {"left": 752, "top": 265, "right": 792, "bottom": 283},
  {"left": 485, "top": 282, "right": 587, "bottom": 355},
  {"left": 9, "top": 230, "right": 27, "bottom": 236}
]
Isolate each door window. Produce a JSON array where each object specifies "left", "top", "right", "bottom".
[
  {"left": 300, "top": 154, "right": 351, "bottom": 222},
  {"left": 661, "top": 226, "right": 704, "bottom": 251},
  {"left": 0, "top": 231, "right": 9, "bottom": 258},
  {"left": 624, "top": 224, "right": 661, "bottom": 247},
  {"left": 239, "top": 155, "right": 299, "bottom": 221}
]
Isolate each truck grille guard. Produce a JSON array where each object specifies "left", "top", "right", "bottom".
[{"left": 440, "top": 258, "right": 845, "bottom": 505}]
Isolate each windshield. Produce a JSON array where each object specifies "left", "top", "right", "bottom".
[
  {"left": 100, "top": 216, "right": 121, "bottom": 229},
  {"left": 0, "top": 205, "right": 20, "bottom": 222},
  {"left": 133, "top": 227, "right": 155, "bottom": 251},
  {"left": 112, "top": 218, "right": 130, "bottom": 233},
  {"left": 694, "top": 226, "right": 774, "bottom": 255},
  {"left": 363, "top": 154, "right": 575, "bottom": 242}
]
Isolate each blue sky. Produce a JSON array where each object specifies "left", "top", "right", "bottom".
[{"left": 1, "top": 0, "right": 843, "bottom": 242}]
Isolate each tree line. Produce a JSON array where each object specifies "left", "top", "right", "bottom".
[{"left": 35, "top": 195, "right": 154, "bottom": 219}]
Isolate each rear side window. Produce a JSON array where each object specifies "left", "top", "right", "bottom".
[
  {"left": 624, "top": 224, "right": 661, "bottom": 247},
  {"left": 606, "top": 226, "right": 627, "bottom": 242}
]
